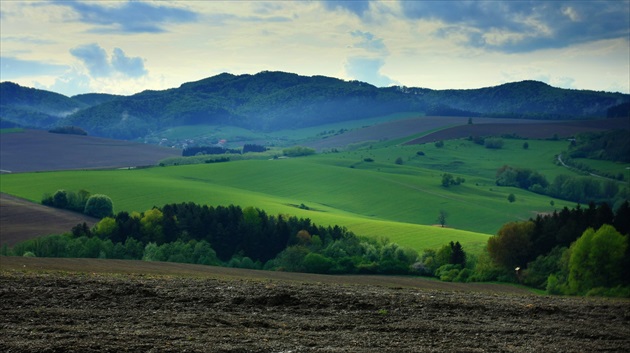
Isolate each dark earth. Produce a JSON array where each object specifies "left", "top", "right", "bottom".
[{"left": 1, "top": 257, "right": 629, "bottom": 353}]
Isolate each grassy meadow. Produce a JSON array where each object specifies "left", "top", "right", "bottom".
[{"left": 0, "top": 135, "right": 578, "bottom": 255}]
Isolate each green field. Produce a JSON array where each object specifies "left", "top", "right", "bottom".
[
  {"left": 572, "top": 158, "right": 630, "bottom": 180},
  {"left": 0, "top": 137, "right": 580, "bottom": 254}
]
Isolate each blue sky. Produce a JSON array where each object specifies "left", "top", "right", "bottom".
[{"left": 1, "top": 0, "right": 628, "bottom": 96}]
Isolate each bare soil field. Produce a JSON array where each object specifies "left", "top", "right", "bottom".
[
  {"left": 404, "top": 118, "right": 629, "bottom": 145},
  {"left": 305, "top": 116, "right": 628, "bottom": 150},
  {"left": 0, "top": 129, "right": 181, "bottom": 173},
  {"left": 1, "top": 257, "right": 629, "bottom": 353},
  {"left": 0, "top": 193, "right": 97, "bottom": 246}
]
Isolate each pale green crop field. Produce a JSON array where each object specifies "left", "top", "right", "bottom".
[{"left": 0, "top": 138, "right": 577, "bottom": 255}]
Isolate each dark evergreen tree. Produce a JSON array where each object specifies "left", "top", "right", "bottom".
[{"left": 450, "top": 241, "right": 466, "bottom": 267}]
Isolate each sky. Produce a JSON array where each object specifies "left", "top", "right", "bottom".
[{"left": 1, "top": 0, "right": 629, "bottom": 97}]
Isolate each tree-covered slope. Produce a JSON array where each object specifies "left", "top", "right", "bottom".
[
  {"left": 60, "top": 71, "right": 425, "bottom": 138},
  {"left": 0, "top": 82, "right": 87, "bottom": 128},
  {"left": 3, "top": 71, "right": 628, "bottom": 139},
  {"left": 411, "top": 80, "right": 628, "bottom": 118},
  {"left": 0, "top": 82, "right": 122, "bottom": 129}
]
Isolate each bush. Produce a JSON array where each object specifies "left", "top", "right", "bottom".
[
  {"left": 435, "top": 264, "right": 462, "bottom": 282},
  {"left": 53, "top": 190, "right": 69, "bottom": 209},
  {"left": 484, "top": 138, "right": 504, "bottom": 149},
  {"left": 283, "top": 146, "right": 315, "bottom": 157},
  {"left": 303, "top": 253, "right": 334, "bottom": 273},
  {"left": 546, "top": 274, "right": 564, "bottom": 295},
  {"left": 84, "top": 194, "right": 114, "bottom": 218},
  {"left": 585, "top": 286, "right": 630, "bottom": 298}
]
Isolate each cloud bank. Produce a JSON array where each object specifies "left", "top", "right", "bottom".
[
  {"left": 70, "top": 44, "right": 147, "bottom": 78},
  {"left": 54, "top": 1, "right": 198, "bottom": 33},
  {"left": 400, "top": 1, "right": 630, "bottom": 52}
]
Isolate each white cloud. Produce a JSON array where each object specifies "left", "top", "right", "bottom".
[
  {"left": 344, "top": 57, "right": 396, "bottom": 87},
  {"left": 0, "top": 1, "right": 627, "bottom": 95}
]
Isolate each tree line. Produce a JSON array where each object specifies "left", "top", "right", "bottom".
[
  {"left": 42, "top": 189, "right": 113, "bottom": 218},
  {"left": 8, "top": 196, "right": 630, "bottom": 296},
  {"left": 484, "top": 201, "right": 630, "bottom": 296},
  {"left": 496, "top": 165, "right": 628, "bottom": 207},
  {"left": 7, "top": 202, "right": 422, "bottom": 275},
  {"left": 182, "top": 144, "right": 269, "bottom": 157}
]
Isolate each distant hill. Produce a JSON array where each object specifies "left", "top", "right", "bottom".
[
  {"left": 1, "top": 82, "right": 85, "bottom": 129},
  {"left": 2, "top": 72, "right": 628, "bottom": 140},
  {"left": 70, "top": 92, "right": 122, "bottom": 107},
  {"left": 0, "top": 82, "right": 120, "bottom": 129},
  {"left": 411, "top": 80, "right": 628, "bottom": 118}
]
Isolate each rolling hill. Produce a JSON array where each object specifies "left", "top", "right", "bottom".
[{"left": 2, "top": 71, "right": 628, "bottom": 140}]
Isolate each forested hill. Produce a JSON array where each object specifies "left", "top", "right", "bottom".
[
  {"left": 0, "top": 82, "right": 120, "bottom": 129},
  {"left": 409, "top": 80, "right": 629, "bottom": 118},
  {"left": 2, "top": 71, "right": 628, "bottom": 139}
]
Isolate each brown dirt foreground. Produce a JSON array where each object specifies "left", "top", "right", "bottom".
[{"left": 1, "top": 257, "right": 629, "bottom": 353}]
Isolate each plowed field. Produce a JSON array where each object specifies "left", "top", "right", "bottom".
[{"left": 1, "top": 257, "right": 629, "bottom": 352}]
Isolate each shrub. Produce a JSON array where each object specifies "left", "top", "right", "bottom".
[
  {"left": 282, "top": 146, "right": 315, "bottom": 157},
  {"left": 84, "top": 194, "right": 114, "bottom": 218},
  {"left": 303, "top": 253, "right": 334, "bottom": 274},
  {"left": 434, "top": 140, "right": 444, "bottom": 148},
  {"left": 484, "top": 138, "right": 504, "bottom": 149},
  {"left": 53, "top": 189, "right": 69, "bottom": 209},
  {"left": 546, "top": 274, "right": 563, "bottom": 295}
]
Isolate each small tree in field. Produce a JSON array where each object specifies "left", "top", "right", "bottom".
[
  {"left": 437, "top": 210, "right": 448, "bottom": 227},
  {"left": 84, "top": 194, "right": 114, "bottom": 218},
  {"left": 508, "top": 193, "right": 516, "bottom": 203}
]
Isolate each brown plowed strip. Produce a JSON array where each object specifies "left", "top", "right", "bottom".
[
  {"left": 0, "top": 193, "right": 98, "bottom": 246},
  {"left": 0, "top": 256, "right": 532, "bottom": 295}
]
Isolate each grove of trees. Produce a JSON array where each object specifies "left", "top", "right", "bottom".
[
  {"left": 8, "top": 202, "right": 422, "bottom": 276},
  {"left": 496, "top": 165, "right": 627, "bottom": 207},
  {"left": 43, "top": 190, "right": 113, "bottom": 218},
  {"left": 12, "top": 194, "right": 630, "bottom": 297}
]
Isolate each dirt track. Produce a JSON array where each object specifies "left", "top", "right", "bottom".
[{"left": 1, "top": 258, "right": 629, "bottom": 352}]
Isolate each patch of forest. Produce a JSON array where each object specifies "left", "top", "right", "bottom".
[{"left": 4, "top": 195, "right": 629, "bottom": 297}]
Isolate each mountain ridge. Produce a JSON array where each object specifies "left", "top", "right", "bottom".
[{"left": 2, "top": 71, "right": 628, "bottom": 139}]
